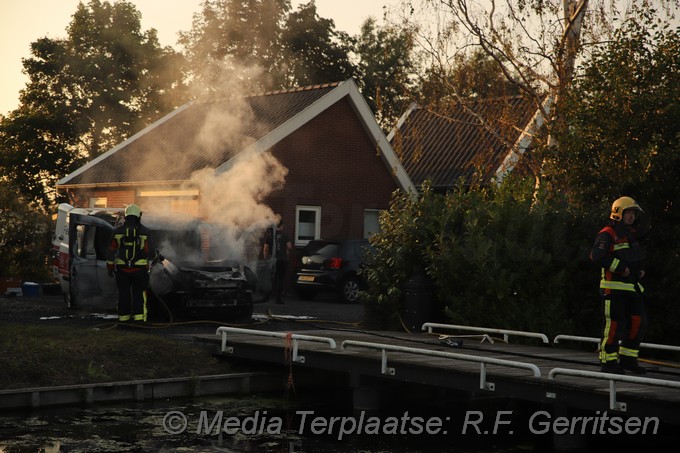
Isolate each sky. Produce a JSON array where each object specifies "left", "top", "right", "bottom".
[{"left": 0, "top": 0, "right": 399, "bottom": 116}]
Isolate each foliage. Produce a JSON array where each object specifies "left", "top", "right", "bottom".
[
  {"left": 418, "top": 50, "right": 522, "bottom": 105},
  {"left": 179, "top": 1, "right": 418, "bottom": 129},
  {"left": 354, "top": 18, "right": 419, "bottom": 128},
  {"left": 281, "top": 2, "right": 356, "bottom": 86},
  {"left": 406, "top": 0, "right": 680, "bottom": 186},
  {"left": 363, "top": 179, "right": 600, "bottom": 336},
  {"left": 0, "top": 0, "right": 186, "bottom": 208},
  {"left": 178, "top": 0, "right": 292, "bottom": 93},
  {"left": 546, "top": 10, "right": 680, "bottom": 211},
  {"left": 546, "top": 11, "right": 680, "bottom": 342},
  {"left": 178, "top": 0, "right": 358, "bottom": 92},
  {"left": 365, "top": 10, "right": 680, "bottom": 343},
  {"left": 0, "top": 182, "right": 52, "bottom": 281},
  {"left": 362, "top": 183, "right": 445, "bottom": 329}
]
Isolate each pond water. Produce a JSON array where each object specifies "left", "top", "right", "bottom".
[
  {"left": 0, "top": 389, "right": 667, "bottom": 452},
  {"left": 0, "top": 391, "right": 550, "bottom": 452}
]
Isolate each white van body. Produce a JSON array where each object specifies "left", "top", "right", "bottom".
[{"left": 52, "top": 203, "right": 121, "bottom": 309}]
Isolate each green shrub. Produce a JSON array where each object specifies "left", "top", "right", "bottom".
[
  {"left": 0, "top": 182, "right": 52, "bottom": 282},
  {"left": 363, "top": 179, "right": 602, "bottom": 338}
]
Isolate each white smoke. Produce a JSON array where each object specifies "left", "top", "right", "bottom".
[
  {"left": 139, "top": 62, "right": 289, "bottom": 265},
  {"left": 185, "top": 151, "right": 288, "bottom": 263}
]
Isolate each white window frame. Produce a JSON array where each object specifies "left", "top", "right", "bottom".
[
  {"left": 295, "top": 205, "right": 321, "bottom": 246},
  {"left": 363, "top": 209, "right": 382, "bottom": 238}
]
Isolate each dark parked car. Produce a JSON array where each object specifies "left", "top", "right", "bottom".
[{"left": 294, "top": 239, "right": 371, "bottom": 303}]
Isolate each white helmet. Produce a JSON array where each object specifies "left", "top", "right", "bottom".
[
  {"left": 610, "top": 196, "right": 641, "bottom": 221},
  {"left": 124, "top": 203, "right": 142, "bottom": 218}
]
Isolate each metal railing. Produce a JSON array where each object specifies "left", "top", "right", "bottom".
[
  {"left": 215, "top": 327, "right": 336, "bottom": 364},
  {"left": 422, "top": 322, "right": 550, "bottom": 344},
  {"left": 548, "top": 367, "right": 680, "bottom": 412},
  {"left": 552, "top": 335, "right": 680, "bottom": 354},
  {"left": 341, "top": 339, "right": 541, "bottom": 391}
]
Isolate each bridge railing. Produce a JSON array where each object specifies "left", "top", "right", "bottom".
[
  {"left": 215, "top": 326, "right": 336, "bottom": 364},
  {"left": 422, "top": 322, "right": 550, "bottom": 344},
  {"left": 552, "top": 334, "right": 680, "bottom": 354},
  {"left": 548, "top": 367, "right": 680, "bottom": 412},
  {"left": 341, "top": 339, "right": 541, "bottom": 391}
]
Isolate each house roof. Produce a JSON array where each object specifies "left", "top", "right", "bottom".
[
  {"left": 387, "top": 96, "right": 537, "bottom": 189},
  {"left": 58, "top": 79, "right": 415, "bottom": 193}
]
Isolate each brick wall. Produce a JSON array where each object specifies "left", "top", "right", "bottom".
[{"left": 266, "top": 98, "right": 397, "bottom": 240}]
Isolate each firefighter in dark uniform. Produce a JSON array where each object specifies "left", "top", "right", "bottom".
[
  {"left": 590, "top": 196, "right": 647, "bottom": 374},
  {"left": 263, "top": 220, "right": 292, "bottom": 304},
  {"left": 107, "top": 204, "right": 154, "bottom": 323}
]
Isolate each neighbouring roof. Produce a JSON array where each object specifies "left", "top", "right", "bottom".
[
  {"left": 388, "top": 96, "right": 537, "bottom": 189},
  {"left": 58, "top": 79, "right": 415, "bottom": 193}
]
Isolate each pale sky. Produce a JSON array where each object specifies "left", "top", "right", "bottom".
[{"left": 0, "top": 0, "right": 399, "bottom": 115}]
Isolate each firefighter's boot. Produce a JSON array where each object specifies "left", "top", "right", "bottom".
[
  {"left": 600, "top": 361, "right": 625, "bottom": 375},
  {"left": 619, "top": 356, "right": 647, "bottom": 374}
]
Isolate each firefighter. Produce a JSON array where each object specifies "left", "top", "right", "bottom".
[
  {"left": 589, "top": 196, "right": 648, "bottom": 374},
  {"left": 263, "top": 220, "right": 292, "bottom": 304},
  {"left": 107, "top": 204, "right": 154, "bottom": 323}
]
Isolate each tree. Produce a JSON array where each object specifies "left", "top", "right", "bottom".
[
  {"left": 417, "top": 49, "right": 521, "bottom": 106},
  {"left": 179, "top": 0, "right": 360, "bottom": 94},
  {"left": 546, "top": 11, "right": 680, "bottom": 341},
  {"left": 178, "top": 0, "right": 292, "bottom": 94},
  {"left": 0, "top": 181, "right": 52, "bottom": 280},
  {"left": 0, "top": 0, "right": 186, "bottom": 207},
  {"left": 547, "top": 9, "right": 680, "bottom": 210},
  {"left": 354, "top": 18, "right": 419, "bottom": 128},
  {"left": 405, "top": 0, "right": 679, "bottom": 177},
  {"left": 281, "top": 1, "right": 356, "bottom": 86}
]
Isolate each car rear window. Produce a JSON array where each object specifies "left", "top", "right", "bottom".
[{"left": 314, "top": 244, "right": 340, "bottom": 257}]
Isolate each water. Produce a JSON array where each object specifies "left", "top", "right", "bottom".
[
  {"left": 0, "top": 392, "right": 549, "bottom": 452},
  {"left": 0, "top": 391, "right": 669, "bottom": 452}
]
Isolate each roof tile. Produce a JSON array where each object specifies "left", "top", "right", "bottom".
[{"left": 391, "top": 96, "right": 536, "bottom": 188}]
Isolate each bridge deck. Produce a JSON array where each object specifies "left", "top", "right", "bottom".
[{"left": 195, "top": 328, "right": 680, "bottom": 422}]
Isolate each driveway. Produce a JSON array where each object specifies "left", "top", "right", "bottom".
[{"left": 0, "top": 290, "right": 366, "bottom": 336}]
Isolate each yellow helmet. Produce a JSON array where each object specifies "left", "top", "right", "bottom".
[
  {"left": 610, "top": 196, "right": 641, "bottom": 221},
  {"left": 124, "top": 203, "right": 142, "bottom": 218}
]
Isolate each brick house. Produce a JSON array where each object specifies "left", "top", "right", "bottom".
[{"left": 57, "top": 79, "right": 415, "bottom": 246}]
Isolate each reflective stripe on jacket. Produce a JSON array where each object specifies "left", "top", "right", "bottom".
[
  {"left": 106, "top": 223, "right": 153, "bottom": 270},
  {"left": 590, "top": 225, "right": 643, "bottom": 295}
]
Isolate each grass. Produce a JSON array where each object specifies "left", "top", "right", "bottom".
[{"left": 0, "top": 323, "right": 230, "bottom": 390}]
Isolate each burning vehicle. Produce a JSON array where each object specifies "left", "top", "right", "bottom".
[{"left": 52, "top": 203, "right": 276, "bottom": 321}]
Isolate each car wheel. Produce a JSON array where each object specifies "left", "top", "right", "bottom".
[
  {"left": 341, "top": 277, "right": 361, "bottom": 303},
  {"left": 296, "top": 287, "right": 317, "bottom": 300}
]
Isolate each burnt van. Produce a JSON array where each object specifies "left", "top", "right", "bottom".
[{"left": 52, "top": 203, "right": 276, "bottom": 321}]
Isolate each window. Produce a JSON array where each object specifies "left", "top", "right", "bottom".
[
  {"left": 295, "top": 206, "right": 321, "bottom": 246},
  {"left": 364, "top": 209, "right": 382, "bottom": 238},
  {"left": 89, "top": 197, "right": 107, "bottom": 208}
]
